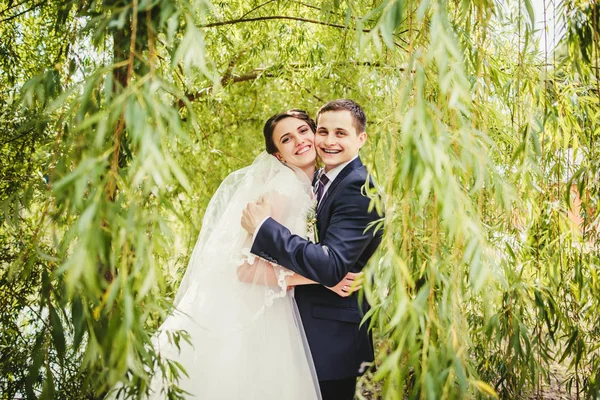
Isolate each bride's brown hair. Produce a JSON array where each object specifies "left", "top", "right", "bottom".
[{"left": 263, "top": 109, "right": 317, "bottom": 154}]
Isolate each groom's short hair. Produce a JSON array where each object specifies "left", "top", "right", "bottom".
[{"left": 316, "top": 99, "right": 367, "bottom": 133}]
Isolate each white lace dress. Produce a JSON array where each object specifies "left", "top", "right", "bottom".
[{"left": 113, "top": 153, "right": 321, "bottom": 399}]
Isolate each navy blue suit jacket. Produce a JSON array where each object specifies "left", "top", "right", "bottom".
[{"left": 251, "top": 157, "right": 383, "bottom": 381}]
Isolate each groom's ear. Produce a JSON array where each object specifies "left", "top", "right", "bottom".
[{"left": 358, "top": 131, "right": 367, "bottom": 148}]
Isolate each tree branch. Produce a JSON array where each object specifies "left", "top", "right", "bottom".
[
  {"left": 200, "top": 15, "right": 369, "bottom": 32},
  {"left": 292, "top": 1, "right": 321, "bottom": 13},
  {"left": 177, "top": 60, "right": 407, "bottom": 109},
  {"left": 280, "top": 76, "right": 324, "bottom": 103},
  {"left": 239, "top": 1, "right": 360, "bottom": 28},
  {"left": 0, "top": 129, "right": 36, "bottom": 146},
  {"left": 0, "top": 0, "right": 29, "bottom": 16},
  {"left": 0, "top": 0, "right": 46, "bottom": 24},
  {"left": 108, "top": 0, "right": 138, "bottom": 202},
  {"left": 239, "top": 0, "right": 277, "bottom": 20},
  {"left": 177, "top": 71, "right": 273, "bottom": 109},
  {"left": 288, "top": 61, "right": 404, "bottom": 69},
  {"left": 200, "top": 15, "right": 409, "bottom": 48}
]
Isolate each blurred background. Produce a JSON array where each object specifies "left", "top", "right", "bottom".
[{"left": 1, "top": 0, "right": 598, "bottom": 398}]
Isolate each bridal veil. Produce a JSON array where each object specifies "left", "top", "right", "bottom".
[{"left": 110, "top": 152, "right": 321, "bottom": 399}]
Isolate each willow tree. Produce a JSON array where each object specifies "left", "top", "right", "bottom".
[{"left": 1, "top": 0, "right": 599, "bottom": 399}]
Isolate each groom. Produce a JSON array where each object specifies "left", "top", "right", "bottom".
[{"left": 242, "top": 99, "right": 383, "bottom": 400}]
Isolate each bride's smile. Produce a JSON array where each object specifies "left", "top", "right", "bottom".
[
  {"left": 270, "top": 116, "right": 317, "bottom": 178},
  {"left": 295, "top": 144, "right": 312, "bottom": 155}
]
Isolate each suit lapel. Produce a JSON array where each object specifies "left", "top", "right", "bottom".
[{"left": 317, "top": 157, "right": 363, "bottom": 215}]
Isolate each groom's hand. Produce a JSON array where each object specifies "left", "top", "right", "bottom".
[
  {"left": 327, "top": 272, "right": 364, "bottom": 297},
  {"left": 241, "top": 197, "right": 272, "bottom": 235}
]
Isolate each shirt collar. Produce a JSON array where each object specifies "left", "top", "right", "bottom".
[{"left": 323, "top": 154, "right": 359, "bottom": 183}]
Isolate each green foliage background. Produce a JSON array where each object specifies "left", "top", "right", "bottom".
[{"left": 1, "top": 0, "right": 599, "bottom": 399}]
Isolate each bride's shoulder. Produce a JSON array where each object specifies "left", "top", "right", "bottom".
[{"left": 217, "top": 152, "right": 310, "bottom": 195}]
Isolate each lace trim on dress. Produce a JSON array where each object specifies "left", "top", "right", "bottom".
[
  {"left": 240, "top": 247, "right": 256, "bottom": 265},
  {"left": 238, "top": 248, "right": 295, "bottom": 313}
]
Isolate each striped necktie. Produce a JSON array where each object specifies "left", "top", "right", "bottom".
[{"left": 315, "top": 171, "right": 330, "bottom": 203}]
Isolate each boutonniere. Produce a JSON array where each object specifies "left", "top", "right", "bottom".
[{"left": 306, "top": 199, "right": 318, "bottom": 243}]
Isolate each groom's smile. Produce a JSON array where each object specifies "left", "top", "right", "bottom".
[{"left": 315, "top": 110, "right": 366, "bottom": 171}]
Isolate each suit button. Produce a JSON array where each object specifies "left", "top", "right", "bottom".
[
  {"left": 273, "top": 259, "right": 278, "bottom": 264},
  {"left": 260, "top": 251, "right": 265, "bottom": 257}
]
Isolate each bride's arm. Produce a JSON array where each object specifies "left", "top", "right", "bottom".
[
  {"left": 237, "top": 192, "right": 362, "bottom": 296},
  {"left": 236, "top": 260, "right": 318, "bottom": 286},
  {"left": 237, "top": 259, "right": 362, "bottom": 297},
  {"left": 289, "top": 271, "right": 363, "bottom": 297},
  {"left": 236, "top": 259, "right": 278, "bottom": 285}
]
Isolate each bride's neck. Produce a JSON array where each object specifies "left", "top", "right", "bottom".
[{"left": 301, "top": 165, "right": 315, "bottom": 180}]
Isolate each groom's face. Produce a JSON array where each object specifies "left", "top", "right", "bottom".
[{"left": 315, "top": 110, "right": 366, "bottom": 172}]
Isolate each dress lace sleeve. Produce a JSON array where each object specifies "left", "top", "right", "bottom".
[
  {"left": 237, "top": 189, "right": 306, "bottom": 299},
  {"left": 238, "top": 248, "right": 295, "bottom": 305}
]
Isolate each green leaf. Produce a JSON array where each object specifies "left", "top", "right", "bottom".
[
  {"left": 49, "top": 306, "right": 66, "bottom": 361},
  {"left": 72, "top": 296, "right": 86, "bottom": 351},
  {"left": 40, "top": 369, "right": 56, "bottom": 400},
  {"left": 523, "top": 0, "right": 535, "bottom": 27}
]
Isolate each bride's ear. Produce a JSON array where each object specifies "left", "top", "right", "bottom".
[{"left": 274, "top": 153, "right": 285, "bottom": 163}]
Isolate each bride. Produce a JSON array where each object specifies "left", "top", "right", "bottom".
[{"left": 110, "top": 110, "right": 360, "bottom": 399}]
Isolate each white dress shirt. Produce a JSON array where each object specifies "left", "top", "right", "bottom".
[{"left": 316, "top": 154, "right": 359, "bottom": 202}]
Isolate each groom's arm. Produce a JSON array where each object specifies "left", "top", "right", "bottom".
[{"left": 250, "top": 179, "right": 382, "bottom": 287}]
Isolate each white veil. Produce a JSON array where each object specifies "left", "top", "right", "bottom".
[
  {"left": 173, "top": 152, "right": 313, "bottom": 321},
  {"left": 145, "top": 152, "right": 321, "bottom": 399}
]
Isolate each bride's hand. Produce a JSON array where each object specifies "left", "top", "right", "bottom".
[
  {"left": 241, "top": 197, "right": 273, "bottom": 234},
  {"left": 327, "top": 272, "right": 364, "bottom": 297},
  {"left": 266, "top": 192, "right": 288, "bottom": 223}
]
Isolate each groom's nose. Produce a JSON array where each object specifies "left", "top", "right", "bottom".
[{"left": 323, "top": 133, "right": 336, "bottom": 146}]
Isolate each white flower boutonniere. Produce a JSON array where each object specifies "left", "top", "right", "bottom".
[{"left": 306, "top": 199, "right": 318, "bottom": 243}]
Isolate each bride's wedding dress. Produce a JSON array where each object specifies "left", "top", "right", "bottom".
[{"left": 122, "top": 153, "right": 320, "bottom": 399}]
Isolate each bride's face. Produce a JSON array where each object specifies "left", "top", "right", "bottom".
[{"left": 272, "top": 117, "right": 316, "bottom": 168}]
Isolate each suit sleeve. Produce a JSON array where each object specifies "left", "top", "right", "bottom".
[{"left": 250, "top": 178, "right": 381, "bottom": 287}]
